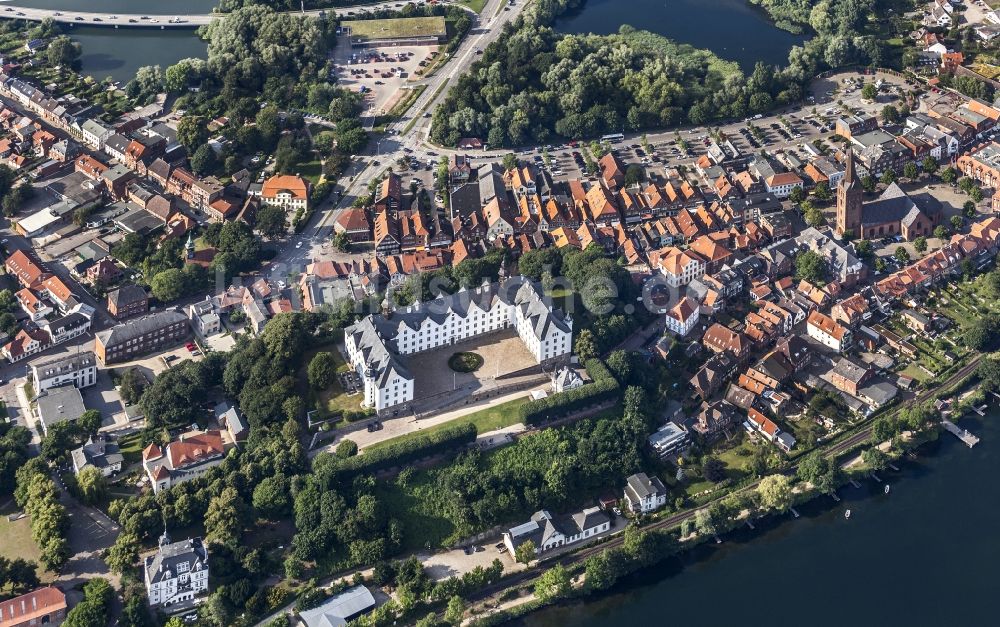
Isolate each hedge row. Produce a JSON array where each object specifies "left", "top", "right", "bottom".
[
  {"left": 335, "top": 422, "right": 477, "bottom": 477},
  {"left": 518, "top": 359, "right": 621, "bottom": 426}
]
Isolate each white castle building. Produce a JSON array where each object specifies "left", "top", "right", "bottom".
[{"left": 344, "top": 278, "right": 573, "bottom": 411}]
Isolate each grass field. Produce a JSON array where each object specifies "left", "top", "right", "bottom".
[
  {"left": 0, "top": 504, "right": 51, "bottom": 582},
  {"left": 367, "top": 395, "right": 531, "bottom": 451},
  {"left": 458, "top": 0, "right": 489, "bottom": 13},
  {"left": 342, "top": 16, "right": 447, "bottom": 42}
]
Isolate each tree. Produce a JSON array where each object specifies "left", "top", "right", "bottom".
[
  {"left": 574, "top": 329, "right": 598, "bottom": 361},
  {"left": 922, "top": 156, "right": 939, "bottom": 175},
  {"left": 813, "top": 180, "right": 832, "bottom": 201},
  {"left": 795, "top": 250, "right": 828, "bottom": 285},
  {"left": 534, "top": 564, "right": 571, "bottom": 601},
  {"left": 880, "top": 169, "right": 896, "bottom": 186},
  {"left": 177, "top": 115, "right": 209, "bottom": 152},
  {"left": 880, "top": 104, "right": 900, "bottom": 125},
  {"left": 951, "top": 215, "right": 964, "bottom": 231},
  {"left": 861, "top": 83, "right": 878, "bottom": 101},
  {"left": 76, "top": 466, "right": 106, "bottom": 505},
  {"left": 624, "top": 164, "right": 646, "bottom": 186},
  {"left": 118, "top": 369, "right": 146, "bottom": 406},
  {"left": 861, "top": 175, "right": 876, "bottom": 193},
  {"left": 307, "top": 352, "right": 337, "bottom": 390},
  {"left": 46, "top": 36, "right": 81, "bottom": 69},
  {"left": 502, "top": 153, "right": 518, "bottom": 171},
  {"left": 796, "top": 452, "right": 830, "bottom": 485},
  {"left": 252, "top": 475, "right": 290, "bottom": 519},
  {"left": 702, "top": 457, "right": 726, "bottom": 483},
  {"left": 64, "top": 578, "right": 112, "bottom": 627},
  {"left": 903, "top": 161, "right": 919, "bottom": 181},
  {"left": 514, "top": 539, "right": 536, "bottom": 564},
  {"left": 205, "top": 486, "right": 247, "bottom": 548},
  {"left": 190, "top": 144, "right": 218, "bottom": 176},
  {"left": 444, "top": 595, "right": 465, "bottom": 625},
  {"left": 804, "top": 204, "right": 826, "bottom": 227},
  {"left": 757, "top": 474, "right": 792, "bottom": 512},
  {"left": 150, "top": 268, "right": 187, "bottom": 302},
  {"left": 894, "top": 247, "right": 911, "bottom": 263},
  {"left": 78, "top": 409, "right": 102, "bottom": 436},
  {"left": 694, "top": 508, "right": 717, "bottom": 536},
  {"left": 941, "top": 167, "right": 958, "bottom": 184},
  {"left": 971, "top": 187, "right": 984, "bottom": 203},
  {"left": 788, "top": 186, "right": 806, "bottom": 204},
  {"left": 964, "top": 200, "right": 977, "bottom": 218},
  {"left": 913, "top": 236, "right": 928, "bottom": 254},
  {"left": 862, "top": 447, "right": 889, "bottom": 472},
  {"left": 255, "top": 205, "right": 287, "bottom": 238},
  {"left": 934, "top": 225, "right": 950, "bottom": 239},
  {"left": 332, "top": 231, "right": 351, "bottom": 252},
  {"left": 335, "top": 439, "right": 358, "bottom": 459},
  {"left": 871, "top": 416, "right": 899, "bottom": 443},
  {"left": 105, "top": 532, "right": 140, "bottom": 575}
]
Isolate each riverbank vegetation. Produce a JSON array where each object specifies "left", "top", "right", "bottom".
[{"left": 431, "top": 0, "right": 892, "bottom": 146}]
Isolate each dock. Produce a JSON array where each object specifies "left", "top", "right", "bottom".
[
  {"left": 746, "top": 520, "right": 755, "bottom": 530},
  {"left": 942, "top": 419, "right": 980, "bottom": 447},
  {"left": 829, "top": 492, "right": 841, "bottom": 502},
  {"left": 850, "top": 479, "right": 861, "bottom": 489}
]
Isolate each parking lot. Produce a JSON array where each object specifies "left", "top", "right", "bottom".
[{"left": 333, "top": 41, "right": 438, "bottom": 116}]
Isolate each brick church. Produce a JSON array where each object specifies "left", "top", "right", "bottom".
[{"left": 836, "top": 148, "right": 941, "bottom": 241}]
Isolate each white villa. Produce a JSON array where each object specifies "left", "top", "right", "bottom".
[
  {"left": 344, "top": 278, "right": 573, "bottom": 412},
  {"left": 144, "top": 534, "right": 209, "bottom": 607}
]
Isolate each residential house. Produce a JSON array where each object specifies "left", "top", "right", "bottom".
[
  {"left": 807, "top": 310, "right": 851, "bottom": 352},
  {"left": 30, "top": 351, "right": 97, "bottom": 392},
  {"left": 144, "top": 534, "right": 209, "bottom": 607},
  {"left": 623, "top": 473, "right": 668, "bottom": 514},
  {"left": 71, "top": 434, "right": 123, "bottom": 477},
  {"left": 0, "top": 587, "right": 67, "bottom": 627}
]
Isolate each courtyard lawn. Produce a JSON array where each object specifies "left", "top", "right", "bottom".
[
  {"left": 298, "top": 158, "right": 324, "bottom": 185},
  {"left": 309, "top": 350, "right": 363, "bottom": 416},
  {"left": 366, "top": 396, "right": 530, "bottom": 452},
  {"left": 118, "top": 431, "right": 146, "bottom": 463}
]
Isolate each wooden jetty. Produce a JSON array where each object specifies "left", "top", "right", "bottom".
[{"left": 941, "top": 419, "right": 980, "bottom": 448}]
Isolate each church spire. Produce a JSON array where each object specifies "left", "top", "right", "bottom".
[{"left": 843, "top": 146, "right": 857, "bottom": 189}]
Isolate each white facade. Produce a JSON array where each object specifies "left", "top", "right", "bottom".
[
  {"left": 145, "top": 536, "right": 209, "bottom": 607},
  {"left": 624, "top": 473, "right": 668, "bottom": 514},
  {"left": 344, "top": 279, "right": 573, "bottom": 412},
  {"left": 188, "top": 298, "right": 221, "bottom": 337},
  {"left": 807, "top": 312, "right": 850, "bottom": 353},
  {"left": 31, "top": 352, "right": 98, "bottom": 392},
  {"left": 665, "top": 296, "right": 699, "bottom": 337}
]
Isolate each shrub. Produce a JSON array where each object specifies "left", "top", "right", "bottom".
[
  {"left": 517, "top": 359, "right": 620, "bottom": 426},
  {"left": 332, "top": 423, "right": 476, "bottom": 478}
]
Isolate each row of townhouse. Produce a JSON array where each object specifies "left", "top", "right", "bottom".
[{"left": 2, "top": 250, "right": 94, "bottom": 362}]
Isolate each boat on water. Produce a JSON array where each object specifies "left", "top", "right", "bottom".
[
  {"left": 884, "top": 484, "right": 890, "bottom": 494},
  {"left": 845, "top": 509, "right": 852, "bottom": 519}
]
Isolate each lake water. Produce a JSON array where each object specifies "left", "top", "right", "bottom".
[
  {"left": 518, "top": 409, "right": 1000, "bottom": 627},
  {"left": 5, "top": 0, "right": 214, "bottom": 83},
  {"left": 554, "top": 0, "right": 807, "bottom": 71}
]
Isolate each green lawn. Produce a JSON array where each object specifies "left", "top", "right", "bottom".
[
  {"left": 341, "top": 16, "right": 447, "bottom": 41},
  {"left": 118, "top": 431, "right": 146, "bottom": 463},
  {"left": 458, "top": 0, "right": 489, "bottom": 13},
  {"left": 309, "top": 349, "right": 363, "bottom": 415},
  {"left": 367, "top": 396, "right": 530, "bottom": 452},
  {"left": 0, "top": 504, "right": 50, "bottom": 582},
  {"left": 298, "top": 158, "right": 324, "bottom": 185}
]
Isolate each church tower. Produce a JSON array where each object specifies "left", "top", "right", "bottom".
[{"left": 836, "top": 147, "right": 863, "bottom": 238}]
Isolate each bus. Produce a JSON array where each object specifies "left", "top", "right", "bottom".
[{"left": 601, "top": 133, "right": 624, "bottom": 144}]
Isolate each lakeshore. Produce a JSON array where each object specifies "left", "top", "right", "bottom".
[{"left": 510, "top": 406, "right": 997, "bottom": 627}]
